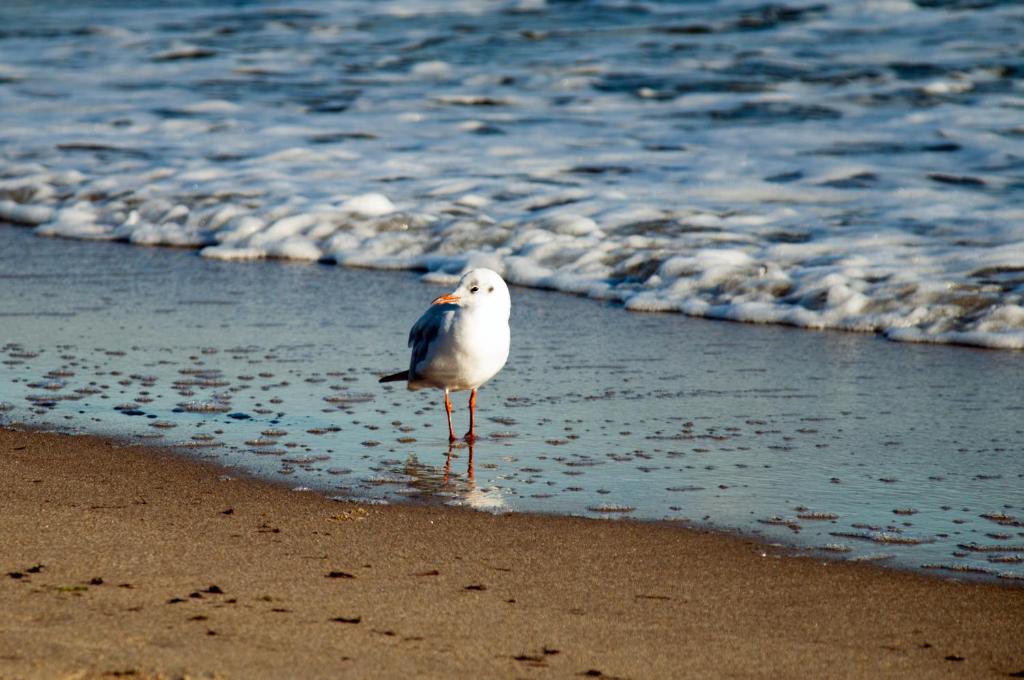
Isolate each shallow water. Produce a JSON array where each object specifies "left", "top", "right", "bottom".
[
  {"left": 1, "top": 0, "right": 1024, "bottom": 347},
  {"left": 2, "top": 226, "right": 1022, "bottom": 583}
]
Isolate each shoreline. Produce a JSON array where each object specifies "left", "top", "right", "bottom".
[
  {"left": 4, "top": 225, "right": 1023, "bottom": 581},
  {"left": 10, "top": 420, "right": 1019, "bottom": 590},
  {"left": 12, "top": 225, "right": 1024, "bottom": 353},
  {"left": 2, "top": 426, "right": 1022, "bottom": 679}
]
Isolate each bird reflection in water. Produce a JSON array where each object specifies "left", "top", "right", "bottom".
[
  {"left": 443, "top": 440, "right": 474, "bottom": 486},
  {"left": 393, "top": 442, "right": 506, "bottom": 511}
]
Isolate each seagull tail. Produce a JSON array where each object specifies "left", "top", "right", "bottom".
[{"left": 378, "top": 370, "right": 409, "bottom": 383}]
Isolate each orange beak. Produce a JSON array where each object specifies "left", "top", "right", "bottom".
[{"left": 432, "top": 292, "right": 460, "bottom": 305}]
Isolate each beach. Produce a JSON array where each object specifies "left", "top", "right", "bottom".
[
  {"left": 2, "top": 426, "right": 1022, "bottom": 679},
  {"left": 2, "top": 0, "right": 1024, "bottom": 676}
]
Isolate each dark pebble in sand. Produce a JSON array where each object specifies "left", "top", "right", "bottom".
[
  {"left": 330, "top": 616, "right": 361, "bottom": 624},
  {"left": 464, "top": 584, "right": 487, "bottom": 591},
  {"left": 89, "top": 577, "right": 104, "bottom": 585},
  {"left": 327, "top": 571, "right": 355, "bottom": 579},
  {"left": 204, "top": 585, "right": 224, "bottom": 594},
  {"left": 944, "top": 655, "right": 965, "bottom": 662},
  {"left": 227, "top": 412, "right": 251, "bottom": 420}
]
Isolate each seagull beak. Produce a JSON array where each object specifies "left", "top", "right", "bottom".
[{"left": 432, "top": 292, "right": 460, "bottom": 305}]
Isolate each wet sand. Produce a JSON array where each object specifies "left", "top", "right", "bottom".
[{"left": 1, "top": 427, "right": 1022, "bottom": 679}]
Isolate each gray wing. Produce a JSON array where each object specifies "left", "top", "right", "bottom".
[{"left": 407, "top": 304, "right": 453, "bottom": 378}]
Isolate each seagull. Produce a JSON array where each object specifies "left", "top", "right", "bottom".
[{"left": 379, "top": 268, "right": 511, "bottom": 443}]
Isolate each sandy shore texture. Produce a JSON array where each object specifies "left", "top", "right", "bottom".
[{"left": 1, "top": 428, "right": 1022, "bottom": 680}]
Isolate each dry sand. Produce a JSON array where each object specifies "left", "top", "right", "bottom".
[{"left": 1, "top": 427, "right": 1022, "bottom": 679}]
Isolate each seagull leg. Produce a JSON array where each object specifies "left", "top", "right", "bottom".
[
  {"left": 443, "top": 444, "right": 454, "bottom": 485},
  {"left": 444, "top": 389, "right": 457, "bottom": 443},
  {"left": 464, "top": 388, "right": 477, "bottom": 443}
]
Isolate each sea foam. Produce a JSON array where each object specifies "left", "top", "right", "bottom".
[{"left": 1, "top": 0, "right": 1023, "bottom": 349}]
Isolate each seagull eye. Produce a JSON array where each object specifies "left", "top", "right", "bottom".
[
  {"left": 488, "top": 286, "right": 494, "bottom": 293},
  {"left": 470, "top": 286, "right": 479, "bottom": 294}
]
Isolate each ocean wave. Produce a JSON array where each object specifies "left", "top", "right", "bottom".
[{"left": 1, "top": 0, "right": 1022, "bottom": 349}]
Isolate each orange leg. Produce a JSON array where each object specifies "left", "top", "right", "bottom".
[
  {"left": 443, "top": 443, "right": 454, "bottom": 485},
  {"left": 464, "top": 388, "right": 477, "bottom": 442},
  {"left": 444, "top": 389, "right": 456, "bottom": 442}
]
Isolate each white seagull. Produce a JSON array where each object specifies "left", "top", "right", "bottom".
[{"left": 379, "top": 268, "right": 511, "bottom": 443}]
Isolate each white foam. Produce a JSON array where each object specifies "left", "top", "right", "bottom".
[
  {"left": 455, "top": 193, "right": 490, "bottom": 209},
  {"left": 3, "top": 0, "right": 1022, "bottom": 350},
  {"left": 265, "top": 237, "right": 323, "bottom": 261},
  {"left": 339, "top": 193, "right": 397, "bottom": 217},
  {"left": 540, "top": 213, "right": 601, "bottom": 236},
  {"left": 0, "top": 200, "right": 53, "bottom": 226},
  {"left": 410, "top": 61, "right": 454, "bottom": 79},
  {"left": 200, "top": 244, "right": 268, "bottom": 261},
  {"left": 181, "top": 99, "right": 242, "bottom": 113},
  {"left": 35, "top": 203, "right": 111, "bottom": 240}
]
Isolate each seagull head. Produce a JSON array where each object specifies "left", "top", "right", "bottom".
[{"left": 432, "top": 268, "right": 511, "bottom": 317}]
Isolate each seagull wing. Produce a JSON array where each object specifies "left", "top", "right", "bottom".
[{"left": 407, "top": 303, "right": 454, "bottom": 379}]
